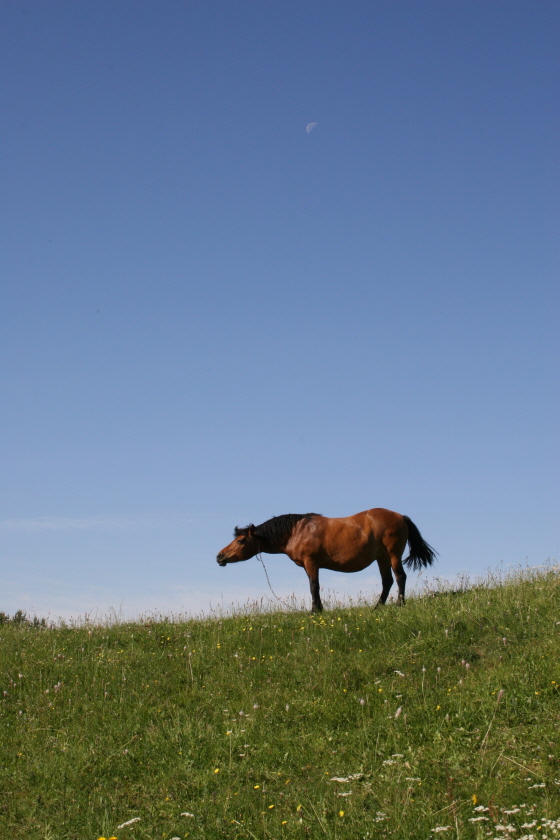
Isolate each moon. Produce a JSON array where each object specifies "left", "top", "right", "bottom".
[{"left": 306, "top": 122, "right": 317, "bottom": 134}]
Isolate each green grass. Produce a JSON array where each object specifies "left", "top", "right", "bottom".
[{"left": 1, "top": 567, "right": 559, "bottom": 840}]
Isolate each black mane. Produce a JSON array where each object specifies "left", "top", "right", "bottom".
[{"left": 235, "top": 513, "right": 320, "bottom": 546}]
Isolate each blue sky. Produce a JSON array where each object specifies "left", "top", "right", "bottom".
[{"left": 2, "top": 1, "right": 558, "bottom": 620}]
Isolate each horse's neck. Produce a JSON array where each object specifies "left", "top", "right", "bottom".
[{"left": 259, "top": 542, "right": 285, "bottom": 555}]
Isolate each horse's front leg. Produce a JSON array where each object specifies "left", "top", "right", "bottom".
[{"left": 304, "top": 561, "right": 323, "bottom": 612}]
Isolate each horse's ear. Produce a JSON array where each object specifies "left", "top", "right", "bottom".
[{"left": 247, "top": 524, "right": 256, "bottom": 539}]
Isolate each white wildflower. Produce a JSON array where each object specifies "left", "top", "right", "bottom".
[{"left": 117, "top": 817, "right": 141, "bottom": 828}]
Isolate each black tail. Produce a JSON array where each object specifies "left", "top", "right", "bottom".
[{"left": 402, "top": 516, "right": 437, "bottom": 571}]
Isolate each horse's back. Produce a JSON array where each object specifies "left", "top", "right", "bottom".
[
  {"left": 328, "top": 508, "right": 405, "bottom": 534},
  {"left": 363, "top": 507, "right": 406, "bottom": 532},
  {"left": 311, "top": 508, "right": 405, "bottom": 537}
]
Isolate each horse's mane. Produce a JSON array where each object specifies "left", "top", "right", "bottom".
[{"left": 235, "top": 513, "right": 320, "bottom": 546}]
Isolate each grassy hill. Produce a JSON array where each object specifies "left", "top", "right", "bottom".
[{"left": 1, "top": 568, "right": 559, "bottom": 839}]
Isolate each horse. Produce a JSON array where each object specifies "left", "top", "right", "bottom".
[{"left": 216, "top": 508, "right": 437, "bottom": 612}]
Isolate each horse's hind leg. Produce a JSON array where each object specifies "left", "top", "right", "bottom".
[
  {"left": 374, "top": 556, "right": 394, "bottom": 608},
  {"left": 391, "top": 553, "right": 407, "bottom": 605},
  {"left": 380, "top": 527, "right": 408, "bottom": 605}
]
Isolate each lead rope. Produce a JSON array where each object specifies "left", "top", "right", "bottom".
[{"left": 256, "top": 552, "right": 282, "bottom": 601}]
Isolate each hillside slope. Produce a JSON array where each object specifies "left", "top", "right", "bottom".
[{"left": 1, "top": 568, "right": 559, "bottom": 839}]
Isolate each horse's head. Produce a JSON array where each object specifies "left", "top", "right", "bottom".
[{"left": 216, "top": 524, "right": 260, "bottom": 566}]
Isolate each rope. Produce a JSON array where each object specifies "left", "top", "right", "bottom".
[{"left": 256, "top": 553, "right": 282, "bottom": 601}]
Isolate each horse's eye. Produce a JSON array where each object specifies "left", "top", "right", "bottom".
[{"left": 237, "top": 537, "right": 246, "bottom": 545}]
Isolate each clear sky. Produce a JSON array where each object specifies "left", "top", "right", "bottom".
[{"left": 2, "top": 1, "right": 558, "bottom": 621}]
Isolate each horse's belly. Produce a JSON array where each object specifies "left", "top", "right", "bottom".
[{"left": 321, "top": 540, "right": 375, "bottom": 573}]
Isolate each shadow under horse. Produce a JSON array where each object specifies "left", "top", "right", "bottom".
[{"left": 216, "top": 508, "right": 437, "bottom": 612}]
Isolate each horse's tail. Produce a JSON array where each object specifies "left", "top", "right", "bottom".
[{"left": 402, "top": 516, "right": 437, "bottom": 571}]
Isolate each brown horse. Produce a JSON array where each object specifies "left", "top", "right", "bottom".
[{"left": 216, "top": 508, "right": 436, "bottom": 612}]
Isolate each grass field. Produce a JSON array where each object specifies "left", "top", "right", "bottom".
[{"left": 1, "top": 567, "right": 559, "bottom": 840}]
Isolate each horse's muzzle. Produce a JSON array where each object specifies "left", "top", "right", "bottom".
[{"left": 216, "top": 553, "right": 227, "bottom": 566}]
